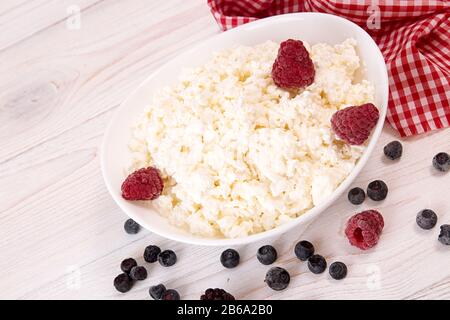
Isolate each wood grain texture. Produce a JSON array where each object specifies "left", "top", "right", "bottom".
[{"left": 0, "top": 0, "right": 449, "bottom": 300}]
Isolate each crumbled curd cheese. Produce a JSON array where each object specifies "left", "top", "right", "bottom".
[{"left": 129, "top": 39, "right": 375, "bottom": 238}]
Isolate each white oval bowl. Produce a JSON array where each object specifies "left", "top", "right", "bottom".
[{"left": 101, "top": 12, "right": 389, "bottom": 246}]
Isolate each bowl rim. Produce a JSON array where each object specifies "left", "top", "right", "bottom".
[{"left": 101, "top": 12, "right": 389, "bottom": 246}]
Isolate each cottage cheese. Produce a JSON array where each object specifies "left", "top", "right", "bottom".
[{"left": 129, "top": 39, "right": 375, "bottom": 238}]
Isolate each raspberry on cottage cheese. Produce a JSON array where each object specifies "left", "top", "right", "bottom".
[{"left": 129, "top": 39, "right": 376, "bottom": 238}]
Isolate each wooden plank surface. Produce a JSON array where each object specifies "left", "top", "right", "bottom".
[{"left": 0, "top": 0, "right": 449, "bottom": 300}]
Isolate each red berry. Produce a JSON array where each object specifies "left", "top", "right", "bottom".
[
  {"left": 272, "top": 39, "right": 315, "bottom": 89},
  {"left": 331, "top": 103, "right": 379, "bottom": 145},
  {"left": 345, "top": 210, "right": 384, "bottom": 250},
  {"left": 121, "top": 167, "right": 164, "bottom": 201}
]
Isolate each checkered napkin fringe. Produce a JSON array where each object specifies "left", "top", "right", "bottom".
[{"left": 207, "top": 0, "right": 450, "bottom": 137}]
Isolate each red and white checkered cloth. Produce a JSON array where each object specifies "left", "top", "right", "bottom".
[{"left": 207, "top": 0, "right": 450, "bottom": 137}]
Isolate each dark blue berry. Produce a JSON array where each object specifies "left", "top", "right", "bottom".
[
  {"left": 257, "top": 245, "right": 277, "bottom": 265},
  {"left": 120, "top": 258, "right": 137, "bottom": 273},
  {"left": 348, "top": 187, "right": 365, "bottom": 205},
  {"left": 384, "top": 141, "right": 403, "bottom": 160},
  {"left": 367, "top": 180, "right": 388, "bottom": 201},
  {"left": 220, "top": 249, "right": 240, "bottom": 268},
  {"left": 438, "top": 224, "right": 450, "bottom": 245},
  {"left": 149, "top": 284, "right": 167, "bottom": 300},
  {"left": 265, "top": 267, "right": 290, "bottom": 291},
  {"left": 162, "top": 289, "right": 180, "bottom": 300},
  {"left": 329, "top": 262, "right": 347, "bottom": 280},
  {"left": 308, "top": 254, "right": 327, "bottom": 274},
  {"left": 158, "top": 250, "right": 177, "bottom": 267},
  {"left": 124, "top": 218, "right": 140, "bottom": 234},
  {"left": 433, "top": 152, "right": 450, "bottom": 172},
  {"left": 416, "top": 209, "right": 438, "bottom": 230},
  {"left": 114, "top": 273, "right": 132, "bottom": 293},
  {"left": 294, "top": 240, "right": 314, "bottom": 261},
  {"left": 143, "top": 245, "right": 161, "bottom": 263},
  {"left": 130, "top": 266, "right": 147, "bottom": 280}
]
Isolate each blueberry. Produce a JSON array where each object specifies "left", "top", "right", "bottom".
[
  {"left": 367, "top": 180, "right": 388, "bottom": 201},
  {"left": 265, "top": 267, "right": 290, "bottom": 291},
  {"left": 329, "top": 262, "right": 347, "bottom": 280},
  {"left": 120, "top": 258, "right": 137, "bottom": 274},
  {"left": 124, "top": 218, "right": 140, "bottom": 234},
  {"left": 348, "top": 187, "right": 365, "bottom": 205},
  {"left": 433, "top": 152, "right": 450, "bottom": 172},
  {"left": 257, "top": 245, "right": 277, "bottom": 265},
  {"left": 384, "top": 141, "right": 403, "bottom": 160},
  {"left": 158, "top": 250, "right": 177, "bottom": 267},
  {"left": 162, "top": 289, "right": 180, "bottom": 300},
  {"left": 149, "top": 284, "right": 167, "bottom": 300},
  {"left": 416, "top": 209, "right": 438, "bottom": 230},
  {"left": 143, "top": 245, "right": 161, "bottom": 263},
  {"left": 438, "top": 224, "right": 450, "bottom": 245},
  {"left": 130, "top": 266, "right": 147, "bottom": 280},
  {"left": 220, "top": 249, "right": 240, "bottom": 269},
  {"left": 307, "top": 254, "right": 327, "bottom": 274},
  {"left": 114, "top": 273, "right": 132, "bottom": 293},
  {"left": 294, "top": 240, "right": 315, "bottom": 261}
]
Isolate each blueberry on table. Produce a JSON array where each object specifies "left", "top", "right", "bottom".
[
  {"left": 120, "top": 258, "right": 137, "bottom": 274},
  {"left": 294, "top": 240, "right": 315, "bottom": 261},
  {"left": 158, "top": 250, "right": 177, "bottom": 267},
  {"left": 143, "top": 245, "right": 161, "bottom": 263},
  {"left": 130, "top": 266, "right": 147, "bottom": 281},
  {"left": 307, "top": 254, "right": 327, "bottom": 274},
  {"left": 220, "top": 249, "right": 240, "bottom": 268},
  {"left": 383, "top": 141, "right": 403, "bottom": 160},
  {"left": 124, "top": 218, "right": 140, "bottom": 234},
  {"left": 416, "top": 209, "right": 438, "bottom": 230},
  {"left": 114, "top": 273, "right": 133, "bottom": 293},
  {"left": 367, "top": 180, "right": 388, "bottom": 201},
  {"left": 438, "top": 224, "right": 450, "bottom": 245},
  {"left": 432, "top": 152, "right": 450, "bottom": 172},
  {"left": 257, "top": 245, "right": 277, "bottom": 265},
  {"left": 162, "top": 289, "right": 181, "bottom": 300},
  {"left": 348, "top": 187, "right": 365, "bottom": 205},
  {"left": 329, "top": 262, "right": 347, "bottom": 280},
  {"left": 201, "top": 288, "right": 235, "bottom": 300},
  {"left": 265, "top": 267, "right": 290, "bottom": 291},
  {"left": 149, "top": 284, "right": 167, "bottom": 300}
]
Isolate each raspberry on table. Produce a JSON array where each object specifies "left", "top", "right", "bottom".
[
  {"left": 345, "top": 210, "right": 384, "bottom": 250},
  {"left": 265, "top": 267, "right": 290, "bottom": 291},
  {"left": 384, "top": 141, "right": 403, "bottom": 160},
  {"left": 220, "top": 249, "right": 240, "bottom": 269},
  {"left": 416, "top": 209, "right": 438, "bottom": 230},
  {"left": 348, "top": 187, "right": 365, "bottom": 205},
  {"left": 294, "top": 240, "right": 315, "bottom": 261},
  {"left": 257, "top": 245, "right": 277, "bottom": 265},
  {"left": 331, "top": 103, "right": 379, "bottom": 145},
  {"left": 271, "top": 39, "right": 315, "bottom": 89},
  {"left": 121, "top": 167, "right": 164, "bottom": 201},
  {"left": 200, "top": 288, "right": 235, "bottom": 300}
]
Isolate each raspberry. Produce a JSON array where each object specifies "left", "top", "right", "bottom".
[
  {"left": 331, "top": 103, "right": 379, "bottom": 145},
  {"left": 200, "top": 288, "right": 235, "bottom": 300},
  {"left": 272, "top": 39, "right": 315, "bottom": 89},
  {"left": 121, "top": 167, "right": 163, "bottom": 201},
  {"left": 345, "top": 210, "right": 384, "bottom": 250}
]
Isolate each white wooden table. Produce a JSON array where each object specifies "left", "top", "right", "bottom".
[{"left": 1, "top": 0, "right": 449, "bottom": 300}]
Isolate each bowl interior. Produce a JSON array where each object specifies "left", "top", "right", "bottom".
[{"left": 101, "top": 13, "right": 389, "bottom": 246}]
